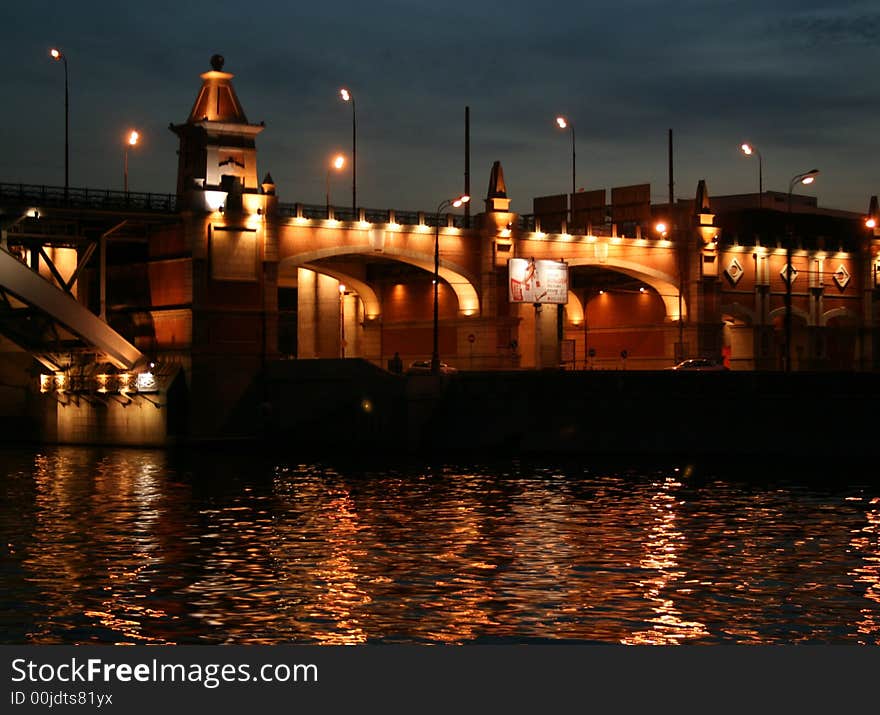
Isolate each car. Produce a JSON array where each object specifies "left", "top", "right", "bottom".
[
  {"left": 666, "top": 358, "right": 728, "bottom": 371},
  {"left": 406, "top": 360, "right": 458, "bottom": 375}
]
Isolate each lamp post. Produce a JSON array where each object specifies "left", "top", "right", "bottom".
[
  {"left": 49, "top": 48, "right": 69, "bottom": 196},
  {"left": 785, "top": 169, "right": 819, "bottom": 373},
  {"left": 432, "top": 194, "right": 470, "bottom": 374},
  {"left": 123, "top": 129, "right": 139, "bottom": 193},
  {"left": 325, "top": 153, "right": 346, "bottom": 215},
  {"left": 339, "top": 283, "right": 346, "bottom": 358},
  {"left": 740, "top": 143, "right": 763, "bottom": 208},
  {"left": 339, "top": 88, "right": 356, "bottom": 216},
  {"left": 556, "top": 116, "right": 575, "bottom": 224},
  {"left": 657, "top": 220, "right": 686, "bottom": 362}
]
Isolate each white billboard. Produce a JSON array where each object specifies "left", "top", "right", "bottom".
[{"left": 508, "top": 258, "right": 569, "bottom": 304}]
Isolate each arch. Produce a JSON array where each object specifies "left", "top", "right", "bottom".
[
  {"left": 720, "top": 302, "right": 757, "bottom": 325},
  {"left": 768, "top": 306, "right": 811, "bottom": 325},
  {"left": 298, "top": 262, "right": 381, "bottom": 319},
  {"left": 565, "top": 257, "right": 685, "bottom": 321},
  {"left": 821, "top": 307, "right": 860, "bottom": 326},
  {"left": 566, "top": 290, "right": 584, "bottom": 324},
  {"left": 281, "top": 244, "right": 480, "bottom": 316}
]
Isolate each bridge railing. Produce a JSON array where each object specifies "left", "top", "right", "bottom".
[
  {"left": 0, "top": 182, "right": 178, "bottom": 213},
  {"left": 277, "top": 202, "right": 468, "bottom": 229}
]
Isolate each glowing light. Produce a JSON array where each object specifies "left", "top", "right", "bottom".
[
  {"left": 655, "top": 222, "right": 667, "bottom": 234},
  {"left": 50, "top": 48, "right": 62, "bottom": 60},
  {"left": 96, "top": 374, "right": 110, "bottom": 393},
  {"left": 40, "top": 375, "right": 52, "bottom": 393},
  {"left": 339, "top": 283, "right": 346, "bottom": 294},
  {"left": 740, "top": 143, "right": 753, "bottom": 155},
  {"left": 204, "top": 190, "right": 226, "bottom": 211},
  {"left": 340, "top": 88, "right": 351, "bottom": 102},
  {"left": 801, "top": 176, "right": 815, "bottom": 185},
  {"left": 332, "top": 154, "right": 345, "bottom": 170},
  {"left": 556, "top": 116, "right": 568, "bottom": 129},
  {"left": 867, "top": 218, "right": 877, "bottom": 229},
  {"left": 137, "top": 372, "right": 158, "bottom": 392},
  {"left": 640, "top": 287, "right": 646, "bottom": 293},
  {"left": 128, "top": 130, "right": 140, "bottom": 147},
  {"left": 452, "top": 195, "right": 470, "bottom": 208},
  {"left": 55, "top": 373, "right": 67, "bottom": 392},
  {"left": 360, "top": 399, "right": 373, "bottom": 414},
  {"left": 599, "top": 290, "right": 605, "bottom": 295}
]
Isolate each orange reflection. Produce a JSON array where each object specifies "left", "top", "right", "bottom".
[{"left": 622, "top": 476, "right": 710, "bottom": 645}]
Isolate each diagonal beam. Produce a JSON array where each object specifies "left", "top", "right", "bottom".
[{"left": 0, "top": 248, "right": 143, "bottom": 369}]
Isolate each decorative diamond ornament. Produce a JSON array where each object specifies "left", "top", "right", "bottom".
[
  {"left": 780, "top": 263, "right": 798, "bottom": 284},
  {"left": 725, "top": 257, "right": 744, "bottom": 284},
  {"left": 832, "top": 264, "right": 850, "bottom": 290}
]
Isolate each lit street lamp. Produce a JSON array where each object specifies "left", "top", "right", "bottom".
[
  {"left": 339, "top": 88, "right": 356, "bottom": 216},
  {"left": 784, "top": 168, "right": 820, "bottom": 373},
  {"left": 657, "top": 220, "right": 686, "bottom": 362},
  {"left": 432, "top": 194, "right": 470, "bottom": 374},
  {"left": 339, "top": 283, "right": 346, "bottom": 358},
  {"left": 740, "top": 142, "right": 763, "bottom": 208},
  {"left": 124, "top": 129, "right": 139, "bottom": 193},
  {"left": 49, "top": 47, "right": 69, "bottom": 195},
  {"left": 556, "top": 116, "right": 575, "bottom": 224},
  {"left": 326, "top": 153, "right": 346, "bottom": 214}
]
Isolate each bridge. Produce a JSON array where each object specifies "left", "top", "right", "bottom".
[{"left": 1, "top": 55, "right": 877, "bottom": 446}]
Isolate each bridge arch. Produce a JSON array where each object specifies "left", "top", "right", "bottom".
[
  {"left": 821, "top": 307, "right": 860, "bottom": 326},
  {"left": 565, "top": 257, "right": 685, "bottom": 321},
  {"left": 298, "top": 262, "right": 381, "bottom": 319},
  {"left": 768, "top": 306, "right": 811, "bottom": 325},
  {"left": 280, "top": 245, "right": 481, "bottom": 316}
]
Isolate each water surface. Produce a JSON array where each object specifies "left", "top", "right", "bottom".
[{"left": 1, "top": 447, "right": 878, "bottom": 644}]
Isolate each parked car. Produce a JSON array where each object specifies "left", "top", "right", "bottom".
[
  {"left": 666, "top": 358, "right": 728, "bottom": 371},
  {"left": 406, "top": 360, "right": 458, "bottom": 375}
]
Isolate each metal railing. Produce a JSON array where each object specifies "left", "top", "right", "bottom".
[
  {"left": 277, "top": 202, "right": 468, "bottom": 229},
  {"left": 0, "top": 182, "right": 178, "bottom": 213}
]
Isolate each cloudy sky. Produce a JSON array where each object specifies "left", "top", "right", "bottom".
[{"left": 2, "top": 0, "right": 878, "bottom": 214}]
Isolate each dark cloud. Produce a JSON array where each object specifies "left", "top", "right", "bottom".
[{"left": 1, "top": 1, "right": 878, "bottom": 213}]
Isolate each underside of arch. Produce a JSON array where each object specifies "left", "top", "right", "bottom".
[
  {"left": 281, "top": 245, "right": 481, "bottom": 316},
  {"left": 566, "top": 257, "right": 686, "bottom": 321}
]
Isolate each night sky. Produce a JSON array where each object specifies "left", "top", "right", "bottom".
[{"left": 2, "top": 1, "right": 878, "bottom": 215}]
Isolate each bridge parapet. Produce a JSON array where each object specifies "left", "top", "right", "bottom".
[{"left": 0, "top": 182, "right": 177, "bottom": 214}]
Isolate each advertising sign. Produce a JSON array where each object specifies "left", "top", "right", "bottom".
[{"left": 508, "top": 258, "right": 569, "bottom": 304}]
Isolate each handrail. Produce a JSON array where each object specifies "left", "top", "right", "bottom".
[{"left": 0, "top": 182, "right": 177, "bottom": 213}]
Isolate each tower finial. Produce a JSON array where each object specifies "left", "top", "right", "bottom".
[{"left": 210, "top": 54, "right": 225, "bottom": 71}]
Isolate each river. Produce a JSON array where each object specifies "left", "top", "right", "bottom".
[{"left": 2, "top": 447, "right": 878, "bottom": 644}]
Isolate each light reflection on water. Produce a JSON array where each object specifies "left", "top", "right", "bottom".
[{"left": 1, "top": 447, "right": 879, "bottom": 645}]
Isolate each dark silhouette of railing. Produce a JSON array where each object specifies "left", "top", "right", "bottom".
[{"left": 0, "top": 182, "right": 177, "bottom": 213}]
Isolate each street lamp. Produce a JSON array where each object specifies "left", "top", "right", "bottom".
[
  {"left": 657, "top": 220, "right": 685, "bottom": 362},
  {"left": 49, "top": 47, "right": 69, "bottom": 195},
  {"left": 326, "top": 153, "right": 346, "bottom": 214},
  {"left": 784, "top": 168, "right": 820, "bottom": 373},
  {"left": 339, "top": 283, "right": 346, "bottom": 358},
  {"left": 556, "top": 116, "right": 575, "bottom": 224},
  {"left": 740, "top": 142, "right": 763, "bottom": 208},
  {"left": 339, "top": 88, "right": 356, "bottom": 216},
  {"left": 123, "top": 129, "right": 139, "bottom": 193},
  {"left": 432, "top": 194, "right": 470, "bottom": 374}
]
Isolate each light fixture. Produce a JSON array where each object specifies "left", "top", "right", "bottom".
[
  {"left": 555, "top": 115, "right": 575, "bottom": 222},
  {"left": 740, "top": 142, "right": 763, "bottom": 208},
  {"left": 124, "top": 129, "right": 140, "bottom": 193},
  {"left": 338, "top": 88, "right": 356, "bottom": 213},
  {"left": 49, "top": 47, "right": 69, "bottom": 193},
  {"left": 432, "top": 194, "right": 470, "bottom": 374}
]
